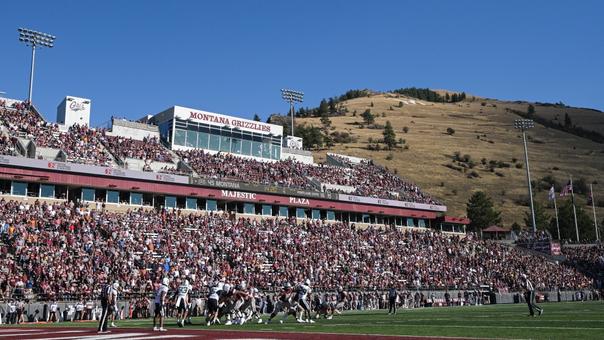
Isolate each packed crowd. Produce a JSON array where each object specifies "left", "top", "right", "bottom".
[
  {"left": 176, "top": 149, "right": 440, "bottom": 204},
  {"left": 101, "top": 135, "right": 173, "bottom": 164},
  {"left": 0, "top": 135, "right": 17, "bottom": 156},
  {"left": 0, "top": 198, "right": 593, "bottom": 302},
  {"left": 177, "top": 150, "right": 310, "bottom": 188},
  {"left": 54, "top": 125, "right": 113, "bottom": 166},
  {"left": 563, "top": 245, "right": 604, "bottom": 277},
  {"left": 0, "top": 104, "right": 173, "bottom": 166},
  {"left": 0, "top": 106, "right": 61, "bottom": 148},
  {"left": 515, "top": 230, "right": 554, "bottom": 254}
]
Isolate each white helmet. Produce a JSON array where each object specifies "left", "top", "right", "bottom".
[
  {"left": 184, "top": 269, "right": 190, "bottom": 277},
  {"left": 113, "top": 282, "right": 119, "bottom": 290},
  {"left": 305, "top": 279, "right": 311, "bottom": 286},
  {"left": 224, "top": 283, "right": 232, "bottom": 292},
  {"left": 184, "top": 279, "right": 190, "bottom": 287},
  {"left": 162, "top": 277, "right": 170, "bottom": 286}
]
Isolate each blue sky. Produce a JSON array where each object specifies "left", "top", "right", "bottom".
[{"left": 1, "top": 1, "right": 602, "bottom": 126}]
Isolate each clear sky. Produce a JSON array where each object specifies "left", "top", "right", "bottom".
[{"left": 1, "top": 0, "right": 602, "bottom": 126}]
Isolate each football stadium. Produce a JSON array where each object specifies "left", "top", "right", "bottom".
[{"left": 1, "top": 2, "right": 603, "bottom": 340}]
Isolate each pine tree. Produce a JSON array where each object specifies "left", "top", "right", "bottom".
[
  {"left": 445, "top": 93, "right": 450, "bottom": 102},
  {"left": 383, "top": 121, "right": 397, "bottom": 150},
  {"left": 320, "top": 114, "right": 331, "bottom": 129},
  {"left": 318, "top": 99, "right": 329, "bottom": 117},
  {"left": 466, "top": 191, "right": 502, "bottom": 231},
  {"left": 564, "top": 113, "right": 573, "bottom": 129},
  {"left": 328, "top": 98, "right": 337, "bottom": 114},
  {"left": 253, "top": 114, "right": 261, "bottom": 122},
  {"left": 528, "top": 104, "right": 536, "bottom": 117},
  {"left": 549, "top": 198, "right": 594, "bottom": 241},
  {"left": 523, "top": 201, "right": 550, "bottom": 230},
  {"left": 361, "top": 109, "right": 375, "bottom": 125}
]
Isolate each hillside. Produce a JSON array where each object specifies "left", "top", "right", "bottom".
[{"left": 294, "top": 92, "right": 604, "bottom": 229}]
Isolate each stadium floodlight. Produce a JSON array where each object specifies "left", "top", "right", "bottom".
[
  {"left": 18, "top": 28, "right": 57, "bottom": 105},
  {"left": 281, "top": 89, "right": 304, "bottom": 136},
  {"left": 514, "top": 119, "right": 537, "bottom": 234}
]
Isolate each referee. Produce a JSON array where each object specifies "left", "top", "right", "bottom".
[
  {"left": 387, "top": 284, "right": 397, "bottom": 315},
  {"left": 522, "top": 274, "right": 543, "bottom": 317},
  {"left": 98, "top": 282, "right": 118, "bottom": 333}
]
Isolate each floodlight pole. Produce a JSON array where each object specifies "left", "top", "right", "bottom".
[
  {"left": 515, "top": 119, "right": 537, "bottom": 235},
  {"left": 288, "top": 101, "right": 295, "bottom": 136},
  {"left": 28, "top": 45, "right": 36, "bottom": 104},
  {"left": 281, "top": 89, "right": 303, "bottom": 137},
  {"left": 18, "top": 28, "right": 56, "bottom": 105}
]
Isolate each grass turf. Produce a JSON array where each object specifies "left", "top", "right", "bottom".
[{"left": 6, "top": 301, "right": 604, "bottom": 339}]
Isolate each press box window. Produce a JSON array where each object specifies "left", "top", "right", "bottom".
[
  {"left": 130, "top": 192, "right": 143, "bottom": 205},
  {"left": 81, "top": 188, "right": 95, "bottom": 202},
  {"left": 11, "top": 181, "right": 27, "bottom": 196},
  {"left": 40, "top": 184, "right": 55, "bottom": 198}
]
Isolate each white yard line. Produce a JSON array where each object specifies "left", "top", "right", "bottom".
[
  {"left": 0, "top": 330, "right": 85, "bottom": 337},
  {"left": 33, "top": 333, "right": 146, "bottom": 340}
]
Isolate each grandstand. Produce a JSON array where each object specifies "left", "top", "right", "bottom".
[
  {"left": 0, "top": 97, "right": 455, "bottom": 231},
  {"left": 1, "top": 95, "right": 601, "bottom": 332}
]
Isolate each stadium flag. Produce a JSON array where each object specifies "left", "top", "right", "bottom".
[
  {"left": 560, "top": 181, "right": 572, "bottom": 197},
  {"left": 548, "top": 186, "right": 555, "bottom": 201},
  {"left": 549, "top": 185, "right": 561, "bottom": 240},
  {"left": 570, "top": 176, "right": 580, "bottom": 242}
]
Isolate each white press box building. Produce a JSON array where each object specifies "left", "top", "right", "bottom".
[{"left": 149, "top": 106, "right": 313, "bottom": 163}]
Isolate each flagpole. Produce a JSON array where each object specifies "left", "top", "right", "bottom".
[
  {"left": 570, "top": 176, "right": 580, "bottom": 242},
  {"left": 590, "top": 184, "right": 599, "bottom": 242},
  {"left": 553, "top": 194, "right": 560, "bottom": 240}
]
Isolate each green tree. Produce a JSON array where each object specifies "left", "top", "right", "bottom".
[
  {"left": 466, "top": 191, "right": 502, "bottom": 231},
  {"left": 361, "top": 109, "right": 375, "bottom": 125},
  {"left": 523, "top": 201, "right": 550, "bottom": 230},
  {"left": 564, "top": 113, "right": 573, "bottom": 129},
  {"left": 318, "top": 99, "right": 329, "bottom": 116},
  {"left": 527, "top": 104, "right": 536, "bottom": 117},
  {"left": 549, "top": 198, "right": 595, "bottom": 242},
  {"left": 253, "top": 114, "right": 261, "bottom": 122},
  {"left": 383, "top": 121, "right": 397, "bottom": 150},
  {"left": 328, "top": 98, "right": 337, "bottom": 114},
  {"left": 296, "top": 125, "right": 324, "bottom": 149},
  {"left": 320, "top": 114, "right": 332, "bottom": 130}
]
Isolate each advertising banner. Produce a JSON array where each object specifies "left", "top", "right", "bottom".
[{"left": 0, "top": 155, "right": 189, "bottom": 184}]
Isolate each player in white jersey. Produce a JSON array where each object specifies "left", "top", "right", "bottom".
[
  {"left": 176, "top": 279, "right": 191, "bottom": 327},
  {"left": 295, "top": 279, "right": 314, "bottom": 323},
  {"left": 153, "top": 277, "right": 169, "bottom": 331}
]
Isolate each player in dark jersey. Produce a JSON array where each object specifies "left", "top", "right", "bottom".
[
  {"left": 266, "top": 282, "right": 296, "bottom": 324},
  {"left": 334, "top": 286, "right": 349, "bottom": 315}
]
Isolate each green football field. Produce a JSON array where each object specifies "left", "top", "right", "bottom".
[{"left": 10, "top": 301, "right": 604, "bottom": 339}]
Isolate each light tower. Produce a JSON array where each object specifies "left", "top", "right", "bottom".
[
  {"left": 18, "top": 28, "right": 56, "bottom": 104},
  {"left": 514, "top": 119, "right": 537, "bottom": 234},
  {"left": 281, "top": 89, "right": 304, "bottom": 136}
]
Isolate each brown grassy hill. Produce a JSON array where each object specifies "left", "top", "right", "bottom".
[{"left": 295, "top": 93, "right": 604, "bottom": 227}]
